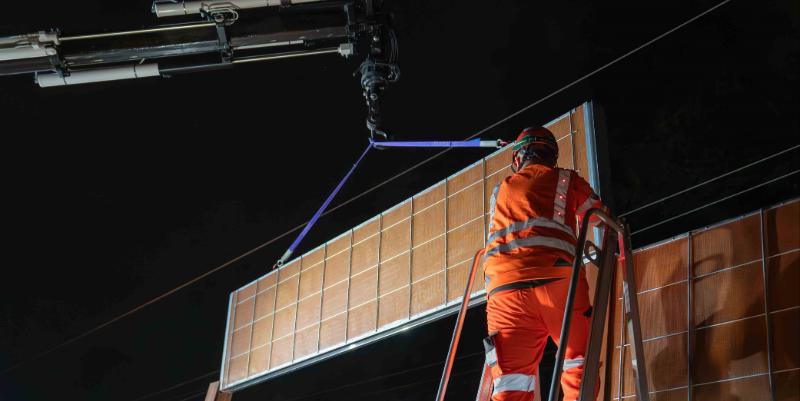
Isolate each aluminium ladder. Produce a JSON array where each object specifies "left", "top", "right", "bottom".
[{"left": 435, "top": 208, "right": 651, "bottom": 401}]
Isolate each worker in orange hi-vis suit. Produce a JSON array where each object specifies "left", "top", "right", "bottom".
[{"left": 482, "top": 126, "right": 606, "bottom": 401}]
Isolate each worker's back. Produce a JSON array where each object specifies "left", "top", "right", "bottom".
[{"left": 484, "top": 163, "right": 601, "bottom": 294}]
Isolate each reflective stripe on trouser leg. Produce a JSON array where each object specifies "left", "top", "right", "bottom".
[
  {"left": 493, "top": 373, "right": 536, "bottom": 396},
  {"left": 563, "top": 357, "right": 584, "bottom": 370},
  {"left": 484, "top": 334, "right": 498, "bottom": 367}
]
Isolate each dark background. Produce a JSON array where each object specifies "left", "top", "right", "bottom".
[{"left": 1, "top": 0, "right": 798, "bottom": 400}]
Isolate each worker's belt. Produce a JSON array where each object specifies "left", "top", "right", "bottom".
[{"left": 488, "top": 277, "right": 563, "bottom": 297}]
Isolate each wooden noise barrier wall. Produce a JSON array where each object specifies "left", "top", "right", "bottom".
[{"left": 607, "top": 199, "right": 799, "bottom": 401}]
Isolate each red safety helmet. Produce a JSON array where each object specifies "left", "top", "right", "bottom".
[{"left": 511, "top": 126, "right": 558, "bottom": 172}]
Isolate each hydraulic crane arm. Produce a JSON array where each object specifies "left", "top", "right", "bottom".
[{"left": 0, "top": 0, "right": 399, "bottom": 136}]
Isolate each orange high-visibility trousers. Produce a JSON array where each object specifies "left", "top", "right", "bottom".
[{"left": 485, "top": 275, "right": 595, "bottom": 401}]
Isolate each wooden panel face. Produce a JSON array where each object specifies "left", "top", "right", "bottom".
[
  {"left": 254, "top": 287, "right": 276, "bottom": 320},
  {"left": 448, "top": 163, "right": 483, "bottom": 194},
  {"left": 379, "top": 252, "right": 410, "bottom": 296},
  {"left": 347, "top": 301, "right": 377, "bottom": 339},
  {"left": 378, "top": 286, "right": 410, "bottom": 328},
  {"left": 412, "top": 201, "right": 445, "bottom": 246},
  {"left": 351, "top": 235, "right": 379, "bottom": 275},
  {"left": 633, "top": 238, "right": 688, "bottom": 292},
  {"left": 571, "top": 105, "right": 590, "bottom": 177},
  {"left": 547, "top": 114, "right": 571, "bottom": 139},
  {"left": 270, "top": 335, "right": 293, "bottom": 368},
  {"left": 302, "top": 247, "right": 325, "bottom": 270},
  {"left": 556, "top": 129, "right": 575, "bottom": 170},
  {"left": 619, "top": 333, "right": 688, "bottom": 396},
  {"left": 353, "top": 217, "right": 380, "bottom": 243},
  {"left": 324, "top": 250, "right": 350, "bottom": 288},
  {"left": 293, "top": 325, "right": 319, "bottom": 360},
  {"left": 275, "top": 275, "right": 299, "bottom": 310},
  {"left": 693, "top": 374, "right": 771, "bottom": 401},
  {"left": 257, "top": 273, "right": 277, "bottom": 292},
  {"left": 239, "top": 282, "right": 257, "bottom": 301},
  {"left": 295, "top": 293, "right": 321, "bottom": 330},
  {"left": 692, "top": 214, "right": 762, "bottom": 276},
  {"left": 769, "top": 251, "right": 799, "bottom": 311},
  {"left": 248, "top": 345, "right": 270, "bottom": 377},
  {"left": 446, "top": 260, "right": 469, "bottom": 302},
  {"left": 447, "top": 219, "right": 484, "bottom": 267},
  {"left": 381, "top": 220, "right": 410, "bottom": 260},
  {"left": 693, "top": 261, "right": 764, "bottom": 327},
  {"left": 694, "top": 316, "right": 768, "bottom": 383},
  {"left": 447, "top": 182, "right": 483, "bottom": 229},
  {"left": 413, "top": 182, "right": 445, "bottom": 211},
  {"left": 636, "top": 281, "right": 687, "bottom": 341},
  {"left": 298, "top": 263, "right": 324, "bottom": 298},
  {"left": 349, "top": 267, "right": 377, "bottom": 308},
  {"left": 383, "top": 200, "right": 411, "bottom": 228},
  {"left": 231, "top": 327, "right": 251, "bottom": 358},
  {"left": 278, "top": 260, "right": 301, "bottom": 282},
  {"left": 484, "top": 146, "right": 512, "bottom": 176},
  {"left": 771, "top": 308, "right": 800, "bottom": 371},
  {"left": 228, "top": 355, "right": 248, "bottom": 384},
  {"left": 251, "top": 317, "right": 273, "bottom": 349},
  {"left": 612, "top": 298, "right": 624, "bottom": 348},
  {"left": 326, "top": 232, "right": 351, "bottom": 255},
  {"left": 319, "top": 314, "right": 346, "bottom": 350},
  {"left": 773, "top": 370, "right": 799, "bottom": 401},
  {"left": 412, "top": 236, "right": 445, "bottom": 282},
  {"left": 272, "top": 305, "right": 296, "bottom": 339},
  {"left": 234, "top": 296, "right": 256, "bottom": 331},
  {"left": 765, "top": 201, "right": 800, "bottom": 256},
  {"left": 613, "top": 388, "right": 688, "bottom": 401},
  {"left": 411, "top": 272, "right": 445, "bottom": 315},
  {"left": 321, "top": 281, "right": 348, "bottom": 319}
]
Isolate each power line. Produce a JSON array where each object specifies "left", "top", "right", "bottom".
[
  {"left": 631, "top": 170, "right": 799, "bottom": 236},
  {"left": 285, "top": 350, "right": 484, "bottom": 401},
  {"left": 353, "top": 367, "right": 484, "bottom": 400},
  {"left": 620, "top": 144, "right": 799, "bottom": 218},
  {"left": 129, "top": 370, "right": 219, "bottom": 401},
  {"left": 0, "top": 0, "right": 734, "bottom": 376},
  {"left": 127, "top": 350, "right": 483, "bottom": 401},
  {"left": 169, "top": 390, "right": 207, "bottom": 401}
]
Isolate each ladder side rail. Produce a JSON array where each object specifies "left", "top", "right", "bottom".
[
  {"left": 577, "top": 227, "right": 619, "bottom": 398},
  {"left": 475, "top": 362, "right": 494, "bottom": 401},
  {"left": 547, "top": 208, "right": 625, "bottom": 401},
  {"left": 435, "top": 249, "right": 486, "bottom": 401},
  {"left": 620, "top": 223, "right": 651, "bottom": 400}
]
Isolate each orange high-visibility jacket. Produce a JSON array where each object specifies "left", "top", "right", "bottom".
[{"left": 483, "top": 164, "right": 603, "bottom": 294}]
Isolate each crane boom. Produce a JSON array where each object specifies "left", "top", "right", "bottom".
[{"left": 0, "top": 0, "right": 399, "bottom": 136}]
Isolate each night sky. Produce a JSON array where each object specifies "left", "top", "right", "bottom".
[{"left": 1, "top": 1, "right": 798, "bottom": 400}]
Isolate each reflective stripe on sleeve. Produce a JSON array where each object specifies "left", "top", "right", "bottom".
[
  {"left": 554, "top": 169, "right": 571, "bottom": 225},
  {"left": 563, "top": 357, "right": 585, "bottom": 370},
  {"left": 486, "top": 216, "right": 576, "bottom": 244},
  {"left": 487, "top": 184, "right": 501, "bottom": 241},
  {"left": 493, "top": 373, "right": 536, "bottom": 395},
  {"left": 485, "top": 235, "right": 576, "bottom": 258}
]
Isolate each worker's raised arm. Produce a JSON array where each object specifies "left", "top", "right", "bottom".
[{"left": 572, "top": 173, "right": 609, "bottom": 230}]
